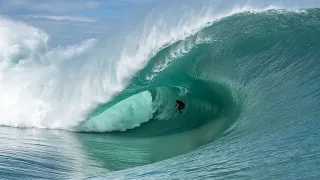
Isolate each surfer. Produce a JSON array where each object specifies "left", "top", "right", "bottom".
[{"left": 175, "top": 100, "right": 185, "bottom": 114}]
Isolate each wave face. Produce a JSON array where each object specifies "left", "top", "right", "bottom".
[
  {"left": 86, "top": 8, "right": 320, "bottom": 179},
  {"left": 81, "top": 8, "right": 320, "bottom": 136},
  {"left": 1, "top": 5, "right": 320, "bottom": 180}
]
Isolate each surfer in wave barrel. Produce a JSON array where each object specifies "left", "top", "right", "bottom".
[{"left": 175, "top": 100, "right": 185, "bottom": 114}]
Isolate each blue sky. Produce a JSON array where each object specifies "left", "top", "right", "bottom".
[
  {"left": 2, "top": 0, "right": 319, "bottom": 25},
  {"left": 0, "top": 0, "right": 158, "bottom": 45},
  {"left": 0, "top": 0, "right": 158, "bottom": 22}
]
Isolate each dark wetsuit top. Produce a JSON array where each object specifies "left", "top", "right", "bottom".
[{"left": 177, "top": 101, "right": 185, "bottom": 108}]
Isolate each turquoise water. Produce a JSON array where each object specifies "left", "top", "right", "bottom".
[
  {"left": 87, "top": 9, "right": 320, "bottom": 179},
  {"left": 1, "top": 5, "right": 320, "bottom": 180}
]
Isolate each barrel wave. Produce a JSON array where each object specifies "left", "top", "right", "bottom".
[
  {"left": 1, "top": 6, "right": 320, "bottom": 179},
  {"left": 80, "top": 8, "right": 320, "bottom": 176},
  {"left": 80, "top": 8, "right": 320, "bottom": 136}
]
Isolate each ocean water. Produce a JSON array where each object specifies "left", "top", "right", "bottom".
[{"left": 0, "top": 2, "right": 320, "bottom": 180}]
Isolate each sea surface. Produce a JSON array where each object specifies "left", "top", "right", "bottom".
[{"left": 0, "top": 1, "right": 320, "bottom": 180}]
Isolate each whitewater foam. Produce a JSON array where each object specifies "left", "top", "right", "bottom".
[{"left": 0, "top": 5, "right": 295, "bottom": 132}]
